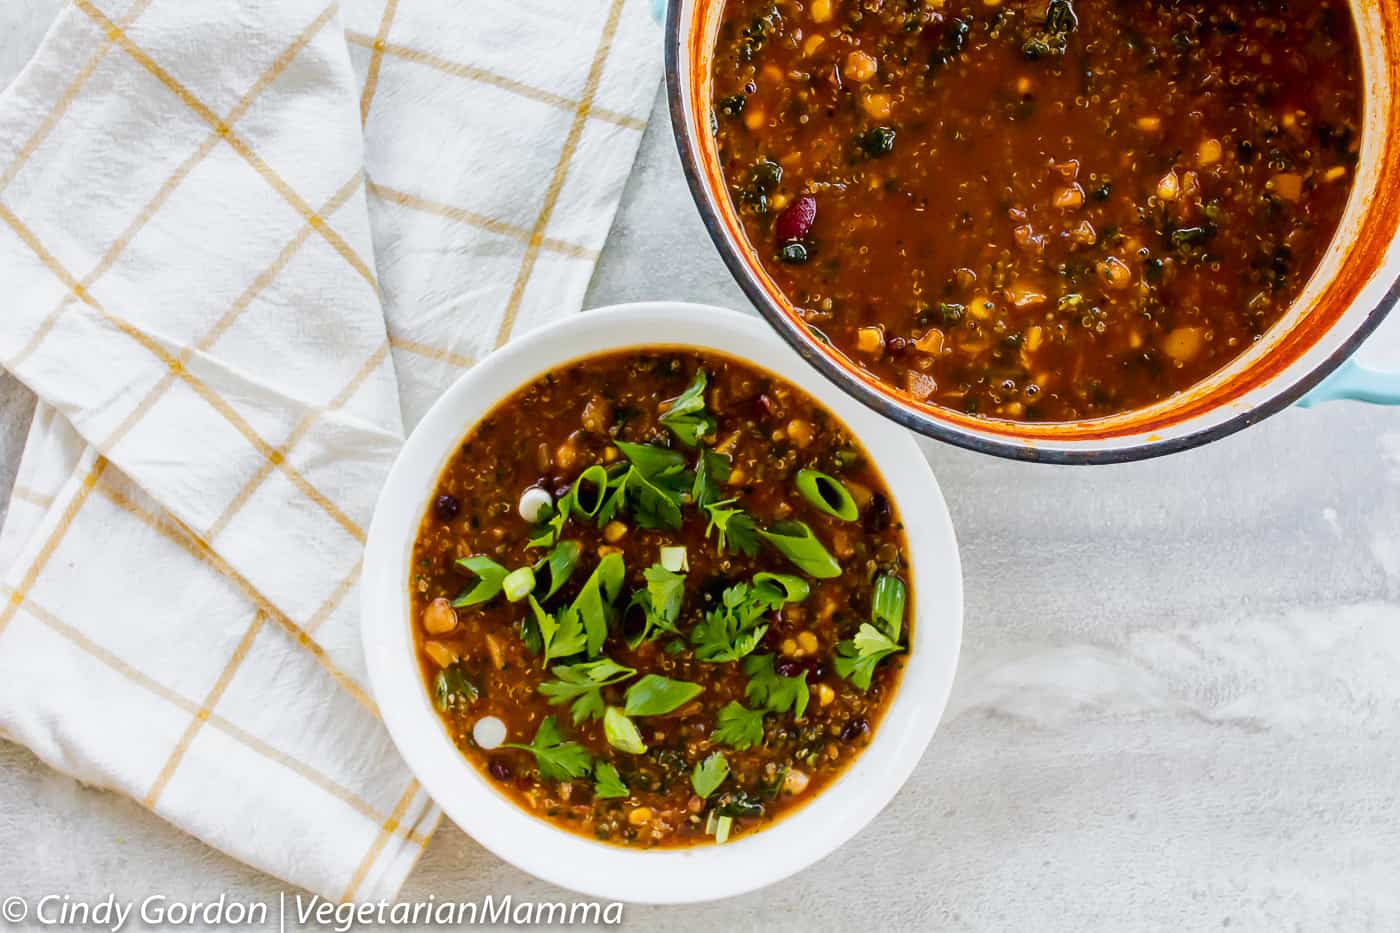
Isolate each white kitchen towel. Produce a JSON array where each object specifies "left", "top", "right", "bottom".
[{"left": 0, "top": 0, "right": 658, "bottom": 901}]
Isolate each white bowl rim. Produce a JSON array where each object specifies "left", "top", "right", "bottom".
[{"left": 361, "top": 301, "right": 964, "bottom": 904}]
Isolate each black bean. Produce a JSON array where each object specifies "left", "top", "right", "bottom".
[
  {"left": 840, "top": 718, "right": 870, "bottom": 742},
  {"left": 775, "top": 659, "right": 804, "bottom": 678},
  {"left": 864, "top": 493, "right": 892, "bottom": 533},
  {"left": 434, "top": 494, "right": 460, "bottom": 521},
  {"left": 488, "top": 759, "right": 513, "bottom": 781}
]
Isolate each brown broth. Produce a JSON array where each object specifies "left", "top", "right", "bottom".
[
  {"left": 410, "top": 349, "right": 911, "bottom": 847},
  {"left": 711, "top": 0, "right": 1363, "bottom": 421}
]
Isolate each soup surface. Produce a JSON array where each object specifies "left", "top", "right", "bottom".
[
  {"left": 410, "top": 350, "right": 911, "bottom": 847},
  {"left": 711, "top": 0, "right": 1363, "bottom": 421}
]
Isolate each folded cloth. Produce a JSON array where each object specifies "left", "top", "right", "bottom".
[{"left": 0, "top": 0, "right": 658, "bottom": 900}]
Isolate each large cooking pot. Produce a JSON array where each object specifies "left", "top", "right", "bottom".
[{"left": 664, "top": 0, "right": 1400, "bottom": 463}]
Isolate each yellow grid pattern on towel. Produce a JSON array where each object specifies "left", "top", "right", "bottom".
[{"left": 0, "top": 0, "right": 658, "bottom": 902}]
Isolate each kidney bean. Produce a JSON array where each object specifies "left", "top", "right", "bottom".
[
  {"left": 434, "top": 494, "right": 460, "bottom": 521},
  {"left": 774, "top": 195, "right": 817, "bottom": 243},
  {"left": 840, "top": 718, "right": 870, "bottom": 742}
]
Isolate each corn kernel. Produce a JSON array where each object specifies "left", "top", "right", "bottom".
[
  {"left": 780, "top": 638, "right": 799, "bottom": 657},
  {"left": 1162, "top": 326, "right": 1204, "bottom": 362},
  {"left": 817, "top": 683, "right": 836, "bottom": 706},
  {"left": 743, "top": 107, "right": 765, "bottom": 131},
  {"left": 1323, "top": 165, "right": 1348, "bottom": 183},
  {"left": 1197, "top": 138, "right": 1222, "bottom": 166},
  {"left": 802, "top": 34, "right": 825, "bottom": 57},
  {"left": 786, "top": 418, "right": 814, "bottom": 448},
  {"left": 861, "top": 93, "right": 892, "bottom": 120},
  {"left": 1136, "top": 115, "right": 1162, "bottom": 133},
  {"left": 798, "top": 631, "right": 819, "bottom": 653},
  {"left": 628, "top": 807, "right": 653, "bottom": 826},
  {"left": 811, "top": 0, "right": 833, "bottom": 23},
  {"left": 856, "top": 326, "right": 885, "bottom": 355},
  {"left": 1155, "top": 170, "right": 1180, "bottom": 201},
  {"left": 602, "top": 521, "right": 628, "bottom": 543},
  {"left": 844, "top": 50, "right": 878, "bottom": 82}
]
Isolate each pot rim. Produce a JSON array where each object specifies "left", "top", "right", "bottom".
[{"left": 663, "top": 0, "right": 1400, "bottom": 464}]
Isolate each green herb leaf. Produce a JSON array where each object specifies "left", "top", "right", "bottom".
[
  {"left": 593, "top": 761, "right": 629, "bottom": 799},
  {"left": 432, "top": 664, "right": 479, "bottom": 712},
  {"left": 833, "top": 623, "right": 904, "bottom": 691},
  {"left": 691, "top": 751, "right": 730, "bottom": 798},
  {"left": 528, "top": 487, "right": 574, "bottom": 548},
  {"left": 573, "top": 551, "right": 627, "bottom": 657},
  {"left": 537, "top": 656, "right": 637, "bottom": 724},
  {"left": 692, "top": 449, "right": 732, "bottom": 510},
  {"left": 712, "top": 701, "right": 766, "bottom": 750},
  {"left": 691, "top": 580, "right": 784, "bottom": 663},
  {"left": 794, "top": 469, "right": 859, "bottom": 522},
  {"left": 759, "top": 520, "right": 842, "bottom": 579},
  {"left": 536, "top": 596, "right": 587, "bottom": 664},
  {"left": 540, "top": 540, "right": 581, "bottom": 600},
  {"left": 615, "top": 441, "right": 686, "bottom": 476},
  {"left": 452, "top": 555, "right": 508, "bottom": 607},
  {"left": 658, "top": 369, "right": 716, "bottom": 447},
  {"left": 603, "top": 706, "right": 647, "bottom": 754},
  {"left": 743, "top": 654, "right": 810, "bottom": 718},
  {"left": 704, "top": 500, "right": 760, "bottom": 557},
  {"left": 871, "top": 574, "right": 907, "bottom": 641},
  {"left": 623, "top": 674, "right": 703, "bottom": 716},
  {"left": 626, "top": 563, "right": 687, "bottom": 646},
  {"left": 503, "top": 717, "right": 592, "bottom": 781}
]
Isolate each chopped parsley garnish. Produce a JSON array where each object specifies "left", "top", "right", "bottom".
[
  {"left": 692, "top": 448, "right": 731, "bottom": 510},
  {"left": 658, "top": 369, "right": 716, "bottom": 447},
  {"left": 538, "top": 657, "right": 636, "bottom": 724},
  {"left": 691, "top": 751, "right": 730, "bottom": 798},
  {"left": 743, "top": 654, "right": 809, "bottom": 719},
  {"left": 704, "top": 500, "right": 760, "bottom": 556},
  {"left": 691, "top": 580, "right": 785, "bottom": 663},
  {"left": 593, "top": 761, "right": 629, "bottom": 799},
  {"left": 609, "top": 442, "right": 691, "bottom": 531},
  {"left": 571, "top": 551, "right": 627, "bottom": 657},
  {"left": 833, "top": 624, "right": 903, "bottom": 691},
  {"left": 712, "top": 701, "right": 765, "bottom": 750},
  {"left": 626, "top": 563, "right": 686, "bottom": 645},
  {"left": 503, "top": 717, "right": 592, "bottom": 781},
  {"left": 534, "top": 596, "right": 587, "bottom": 665}
]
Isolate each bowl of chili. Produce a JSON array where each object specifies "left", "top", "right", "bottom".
[
  {"left": 666, "top": 0, "right": 1400, "bottom": 463},
  {"left": 361, "top": 302, "right": 963, "bottom": 903}
]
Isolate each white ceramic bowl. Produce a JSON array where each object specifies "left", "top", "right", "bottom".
[{"left": 361, "top": 302, "right": 963, "bottom": 904}]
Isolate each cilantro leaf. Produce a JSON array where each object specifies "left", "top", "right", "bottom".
[
  {"left": 743, "top": 654, "right": 810, "bottom": 719},
  {"left": 535, "top": 596, "right": 587, "bottom": 665},
  {"left": 626, "top": 563, "right": 686, "bottom": 646},
  {"left": 528, "top": 487, "right": 574, "bottom": 549},
  {"left": 593, "top": 761, "right": 629, "bottom": 799},
  {"left": 692, "top": 449, "right": 732, "bottom": 510},
  {"left": 538, "top": 656, "right": 637, "bottom": 724},
  {"left": 614, "top": 443, "right": 690, "bottom": 530},
  {"left": 691, "top": 581, "right": 783, "bottom": 663},
  {"left": 704, "top": 500, "right": 760, "bottom": 557},
  {"left": 691, "top": 751, "right": 730, "bottom": 798},
  {"left": 712, "top": 702, "right": 765, "bottom": 750},
  {"left": 503, "top": 717, "right": 592, "bottom": 781},
  {"left": 658, "top": 369, "right": 716, "bottom": 447},
  {"left": 833, "top": 623, "right": 904, "bottom": 691}
]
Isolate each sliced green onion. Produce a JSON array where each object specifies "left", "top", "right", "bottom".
[
  {"left": 758, "top": 520, "right": 842, "bottom": 579},
  {"left": 714, "top": 815, "right": 733, "bottom": 844},
  {"left": 659, "top": 545, "right": 689, "bottom": 573},
  {"left": 794, "top": 469, "right": 859, "bottom": 522},
  {"left": 502, "top": 566, "right": 537, "bottom": 603},
  {"left": 572, "top": 465, "right": 609, "bottom": 519},
  {"left": 603, "top": 706, "right": 647, "bottom": 755},
  {"left": 452, "top": 555, "right": 508, "bottom": 607},
  {"left": 871, "top": 574, "right": 907, "bottom": 641},
  {"left": 752, "top": 572, "right": 810, "bottom": 603},
  {"left": 704, "top": 810, "right": 718, "bottom": 835}
]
